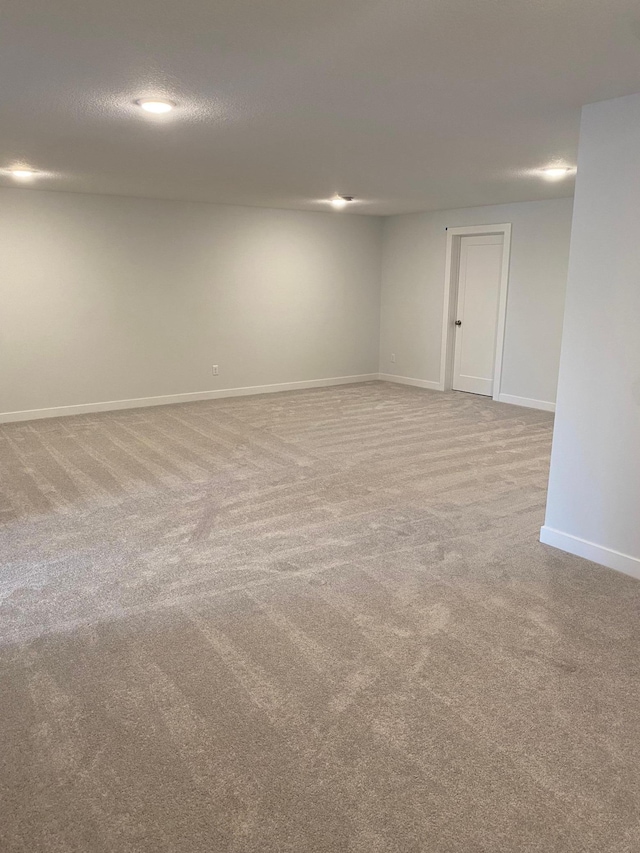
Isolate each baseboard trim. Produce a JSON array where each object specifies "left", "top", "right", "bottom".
[
  {"left": 0, "top": 376, "right": 558, "bottom": 423},
  {"left": 378, "top": 380, "right": 557, "bottom": 411},
  {"left": 497, "top": 393, "right": 556, "bottom": 413},
  {"left": 540, "top": 526, "right": 640, "bottom": 581},
  {"left": 0, "top": 374, "right": 379, "bottom": 424},
  {"left": 378, "top": 373, "right": 443, "bottom": 391}
]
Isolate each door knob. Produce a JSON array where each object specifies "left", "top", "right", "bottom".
[{"left": 455, "top": 320, "right": 462, "bottom": 326}]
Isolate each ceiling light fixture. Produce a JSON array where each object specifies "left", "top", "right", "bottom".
[
  {"left": 135, "top": 98, "right": 176, "bottom": 114},
  {"left": 9, "top": 168, "right": 38, "bottom": 179},
  {"left": 330, "top": 195, "right": 354, "bottom": 209},
  {"left": 541, "top": 167, "right": 571, "bottom": 180}
]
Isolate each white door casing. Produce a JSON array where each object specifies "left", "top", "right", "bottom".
[
  {"left": 439, "top": 223, "right": 512, "bottom": 400},
  {"left": 452, "top": 234, "right": 503, "bottom": 396}
]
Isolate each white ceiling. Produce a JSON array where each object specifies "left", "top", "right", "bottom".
[{"left": 2, "top": 0, "right": 640, "bottom": 215}]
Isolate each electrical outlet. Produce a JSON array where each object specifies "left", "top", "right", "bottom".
[
  {"left": 212, "top": 365, "right": 219, "bottom": 376},
  {"left": 390, "top": 353, "right": 396, "bottom": 363}
]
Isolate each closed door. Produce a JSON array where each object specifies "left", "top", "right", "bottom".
[{"left": 452, "top": 234, "right": 503, "bottom": 396}]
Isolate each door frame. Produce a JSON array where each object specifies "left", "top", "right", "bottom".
[{"left": 438, "top": 223, "right": 512, "bottom": 400}]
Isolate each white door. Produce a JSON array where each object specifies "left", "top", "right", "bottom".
[{"left": 452, "top": 234, "right": 503, "bottom": 396}]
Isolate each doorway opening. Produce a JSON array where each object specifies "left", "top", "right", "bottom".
[{"left": 439, "top": 223, "right": 512, "bottom": 400}]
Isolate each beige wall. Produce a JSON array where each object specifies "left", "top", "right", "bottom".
[
  {"left": 0, "top": 189, "right": 382, "bottom": 416},
  {"left": 1, "top": 189, "right": 572, "bottom": 420},
  {"left": 378, "top": 198, "right": 573, "bottom": 406},
  {"left": 542, "top": 93, "right": 640, "bottom": 578}
]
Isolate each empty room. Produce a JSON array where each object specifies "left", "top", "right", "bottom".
[{"left": 1, "top": 1, "right": 640, "bottom": 851}]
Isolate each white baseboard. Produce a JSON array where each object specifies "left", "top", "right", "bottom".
[
  {"left": 378, "top": 373, "right": 443, "bottom": 391},
  {"left": 378, "top": 379, "right": 556, "bottom": 411},
  {"left": 0, "top": 375, "right": 557, "bottom": 423},
  {"left": 0, "top": 374, "right": 379, "bottom": 424},
  {"left": 540, "top": 526, "right": 640, "bottom": 581},
  {"left": 497, "top": 393, "right": 556, "bottom": 413}
]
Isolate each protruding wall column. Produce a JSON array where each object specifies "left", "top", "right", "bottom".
[{"left": 541, "top": 93, "right": 640, "bottom": 580}]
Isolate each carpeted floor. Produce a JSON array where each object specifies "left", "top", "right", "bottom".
[{"left": 1, "top": 381, "right": 639, "bottom": 852}]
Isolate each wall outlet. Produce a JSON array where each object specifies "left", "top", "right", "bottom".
[
  {"left": 390, "top": 353, "right": 396, "bottom": 363},
  {"left": 212, "top": 365, "right": 219, "bottom": 376}
]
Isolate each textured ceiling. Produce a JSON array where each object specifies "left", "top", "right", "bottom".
[{"left": 2, "top": 0, "right": 640, "bottom": 214}]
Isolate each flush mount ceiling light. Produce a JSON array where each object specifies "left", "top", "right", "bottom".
[
  {"left": 330, "top": 195, "right": 354, "bottom": 209},
  {"left": 9, "top": 168, "right": 38, "bottom": 179},
  {"left": 541, "top": 166, "right": 572, "bottom": 180},
  {"left": 135, "top": 98, "right": 176, "bottom": 114}
]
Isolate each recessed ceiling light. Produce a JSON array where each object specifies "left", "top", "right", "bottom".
[
  {"left": 330, "top": 195, "right": 354, "bottom": 209},
  {"left": 541, "top": 167, "right": 571, "bottom": 180},
  {"left": 9, "top": 168, "right": 38, "bottom": 179},
  {"left": 135, "top": 98, "right": 176, "bottom": 114}
]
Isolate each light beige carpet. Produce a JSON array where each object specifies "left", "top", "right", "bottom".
[{"left": 1, "top": 382, "right": 639, "bottom": 852}]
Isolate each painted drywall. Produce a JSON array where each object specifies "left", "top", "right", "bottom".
[
  {"left": 0, "top": 189, "right": 382, "bottom": 417},
  {"left": 542, "top": 93, "right": 640, "bottom": 579},
  {"left": 378, "top": 198, "right": 573, "bottom": 407}
]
